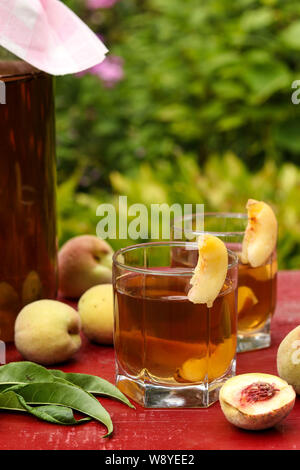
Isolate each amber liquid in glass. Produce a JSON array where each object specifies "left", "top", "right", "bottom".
[
  {"left": 237, "top": 255, "right": 277, "bottom": 333},
  {"left": 114, "top": 272, "right": 237, "bottom": 389},
  {"left": 0, "top": 62, "right": 57, "bottom": 341}
]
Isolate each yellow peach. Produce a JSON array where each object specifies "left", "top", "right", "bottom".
[
  {"left": 78, "top": 284, "right": 114, "bottom": 345},
  {"left": 15, "top": 299, "right": 81, "bottom": 365},
  {"left": 277, "top": 325, "right": 300, "bottom": 394}
]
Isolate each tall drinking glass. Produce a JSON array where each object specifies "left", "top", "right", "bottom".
[{"left": 172, "top": 213, "right": 277, "bottom": 352}]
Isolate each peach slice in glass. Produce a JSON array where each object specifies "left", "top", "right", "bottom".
[{"left": 237, "top": 286, "right": 258, "bottom": 316}]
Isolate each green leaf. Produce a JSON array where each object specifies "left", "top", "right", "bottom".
[
  {"left": 0, "top": 390, "right": 27, "bottom": 412},
  {"left": 0, "top": 362, "right": 55, "bottom": 385},
  {"left": 50, "top": 370, "right": 134, "bottom": 408},
  {"left": 0, "top": 390, "right": 90, "bottom": 425},
  {"left": 243, "top": 59, "right": 290, "bottom": 102},
  {"left": 240, "top": 8, "right": 274, "bottom": 31},
  {"left": 273, "top": 119, "right": 300, "bottom": 153},
  {"left": 12, "top": 382, "right": 113, "bottom": 437},
  {"left": 281, "top": 21, "right": 300, "bottom": 50},
  {"left": 16, "top": 395, "right": 91, "bottom": 425},
  {"left": 0, "top": 384, "right": 22, "bottom": 393}
]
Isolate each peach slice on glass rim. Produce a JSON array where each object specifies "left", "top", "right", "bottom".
[
  {"left": 241, "top": 199, "right": 277, "bottom": 268},
  {"left": 219, "top": 373, "right": 295, "bottom": 430},
  {"left": 187, "top": 235, "right": 228, "bottom": 308}
]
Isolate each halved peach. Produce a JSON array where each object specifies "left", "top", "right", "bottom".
[
  {"left": 188, "top": 235, "right": 228, "bottom": 307},
  {"left": 220, "top": 373, "right": 295, "bottom": 430},
  {"left": 241, "top": 200, "right": 277, "bottom": 268}
]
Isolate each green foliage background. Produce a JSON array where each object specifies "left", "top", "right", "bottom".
[{"left": 57, "top": 0, "right": 300, "bottom": 268}]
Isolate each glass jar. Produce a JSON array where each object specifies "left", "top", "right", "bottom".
[{"left": 0, "top": 58, "right": 57, "bottom": 342}]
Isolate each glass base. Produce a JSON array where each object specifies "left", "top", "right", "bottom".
[
  {"left": 116, "top": 360, "right": 236, "bottom": 408},
  {"left": 237, "top": 319, "right": 271, "bottom": 352}
]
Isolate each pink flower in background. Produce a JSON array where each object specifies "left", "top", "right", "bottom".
[
  {"left": 77, "top": 55, "right": 124, "bottom": 87},
  {"left": 89, "top": 55, "right": 124, "bottom": 87},
  {"left": 87, "top": 0, "right": 119, "bottom": 9}
]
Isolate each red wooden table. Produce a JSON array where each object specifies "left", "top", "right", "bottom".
[{"left": 1, "top": 271, "right": 300, "bottom": 450}]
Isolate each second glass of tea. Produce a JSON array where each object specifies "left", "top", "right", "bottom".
[
  {"left": 113, "top": 241, "right": 238, "bottom": 408},
  {"left": 172, "top": 213, "right": 277, "bottom": 352}
]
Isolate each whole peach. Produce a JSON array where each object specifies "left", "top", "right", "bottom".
[
  {"left": 78, "top": 284, "right": 114, "bottom": 345},
  {"left": 58, "top": 235, "right": 113, "bottom": 298},
  {"left": 15, "top": 299, "right": 81, "bottom": 365},
  {"left": 277, "top": 325, "right": 300, "bottom": 394}
]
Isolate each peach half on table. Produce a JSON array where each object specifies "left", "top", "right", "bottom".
[{"left": 219, "top": 373, "right": 295, "bottom": 430}]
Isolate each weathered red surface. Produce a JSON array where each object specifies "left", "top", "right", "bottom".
[{"left": 1, "top": 271, "right": 300, "bottom": 450}]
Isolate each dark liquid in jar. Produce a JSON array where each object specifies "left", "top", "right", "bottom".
[{"left": 0, "top": 61, "right": 57, "bottom": 341}]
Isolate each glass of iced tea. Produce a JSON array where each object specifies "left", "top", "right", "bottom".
[
  {"left": 172, "top": 213, "right": 277, "bottom": 352},
  {"left": 113, "top": 241, "right": 238, "bottom": 408}
]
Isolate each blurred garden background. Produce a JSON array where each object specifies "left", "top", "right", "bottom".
[{"left": 58, "top": 0, "right": 300, "bottom": 268}]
